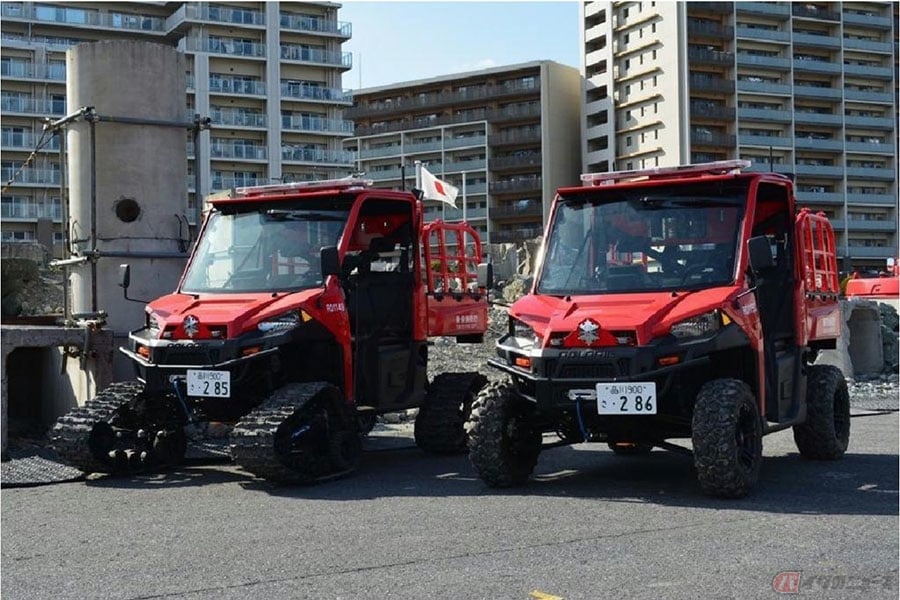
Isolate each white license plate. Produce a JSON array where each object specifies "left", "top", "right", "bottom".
[
  {"left": 596, "top": 382, "right": 656, "bottom": 414},
  {"left": 187, "top": 369, "right": 231, "bottom": 398}
]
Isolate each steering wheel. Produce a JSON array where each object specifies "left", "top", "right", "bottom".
[{"left": 680, "top": 263, "right": 714, "bottom": 283}]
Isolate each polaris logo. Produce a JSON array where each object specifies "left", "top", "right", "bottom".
[{"left": 559, "top": 350, "right": 613, "bottom": 359}]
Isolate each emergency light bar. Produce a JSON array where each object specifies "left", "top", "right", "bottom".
[
  {"left": 228, "top": 177, "right": 373, "bottom": 197},
  {"left": 581, "top": 159, "right": 751, "bottom": 186}
]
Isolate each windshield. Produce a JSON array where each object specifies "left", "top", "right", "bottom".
[
  {"left": 536, "top": 181, "right": 748, "bottom": 295},
  {"left": 181, "top": 204, "right": 348, "bottom": 294}
]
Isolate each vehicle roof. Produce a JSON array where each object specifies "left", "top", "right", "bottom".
[{"left": 206, "top": 178, "right": 418, "bottom": 207}]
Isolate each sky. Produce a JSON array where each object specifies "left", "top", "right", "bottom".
[{"left": 338, "top": 1, "right": 581, "bottom": 90}]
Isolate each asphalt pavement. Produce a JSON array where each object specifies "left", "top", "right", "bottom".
[{"left": 2, "top": 411, "right": 897, "bottom": 600}]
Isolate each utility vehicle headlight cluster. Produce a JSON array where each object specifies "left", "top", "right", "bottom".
[
  {"left": 670, "top": 311, "right": 722, "bottom": 339},
  {"left": 258, "top": 310, "right": 301, "bottom": 333},
  {"left": 147, "top": 312, "right": 161, "bottom": 334},
  {"left": 510, "top": 316, "right": 540, "bottom": 348}
]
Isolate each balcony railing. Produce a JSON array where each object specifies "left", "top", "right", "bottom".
[
  {"left": 0, "top": 202, "right": 62, "bottom": 220},
  {"left": 2, "top": 3, "right": 165, "bottom": 32},
  {"left": 1, "top": 60, "right": 65, "bottom": 81},
  {"left": 689, "top": 75, "right": 735, "bottom": 93},
  {"left": 209, "top": 77, "right": 267, "bottom": 96},
  {"left": 346, "top": 80, "right": 541, "bottom": 118},
  {"left": 210, "top": 110, "right": 267, "bottom": 128},
  {"left": 691, "top": 131, "right": 735, "bottom": 147},
  {"left": 792, "top": 4, "right": 840, "bottom": 21},
  {"left": 0, "top": 167, "right": 62, "bottom": 185},
  {"left": 280, "top": 13, "right": 351, "bottom": 37},
  {"left": 688, "top": 48, "right": 734, "bottom": 65},
  {"left": 491, "top": 227, "right": 545, "bottom": 243},
  {"left": 490, "top": 153, "right": 542, "bottom": 170},
  {"left": 692, "top": 103, "right": 736, "bottom": 120},
  {"left": 280, "top": 45, "right": 352, "bottom": 68},
  {"left": 489, "top": 176, "right": 542, "bottom": 194},
  {"left": 210, "top": 144, "right": 268, "bottom": 160},
  {"left": 281, "top": 146, "right": 354, "bottom": 165},
  {"left": 210, "top": 175, "right": 265, "bottom": 191},
  {"left": 1, "top": 130, "right": 62, "bottom": 150},
  {"left": 282, "top": 115, "right": 354, "bottom": 135},
  {"left": 1, "top": 95, "right": 66, "bottom": 115},
  {"left": 184, "top": 4, "right": 264, "bottom": 27},
  {"left": 280, "top": 82, "right": 353, "bottom": 104},
  {"left": 182, "top": 37, "right": 266, "bottom": 58}
]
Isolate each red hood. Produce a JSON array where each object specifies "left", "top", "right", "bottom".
[
  {"left": 510, "top": 288, "right": 737, "bottom": 346},
  {"left": 146, "top": 289, "right": 321, "bottom": 339}
]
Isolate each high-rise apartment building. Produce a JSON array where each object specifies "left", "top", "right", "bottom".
[
  {"left": 582, "top": 1, "right": 898, "bottom": 269},
  {"left": 1, "top": 1, "right": 354, "bottom": 251},
  {"left": 343, "top": 61, "right": 582, "bottom": 245}
]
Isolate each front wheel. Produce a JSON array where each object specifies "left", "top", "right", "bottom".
[
  {"left": 793, "top": 365, "right": 850, "bottom": 460},
  {"left": 692, "top": 378, "right": 763, "bottom": 498},
  {"left": 466, "top": 380, "right": 542, "bottom": 488}
]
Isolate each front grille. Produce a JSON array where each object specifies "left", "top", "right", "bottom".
[{"left": 557, "top": 364, "right": 617, "bottom": 379}]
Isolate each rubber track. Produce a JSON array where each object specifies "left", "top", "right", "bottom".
[
  {"left": 229, "top": 382, "right": 345, "bottom": 484},
  {"left": 48, "top": 381, "right": 144, "bottom": 475},
  {"left": 414, "top": 372, "right": 488, "bottom": 455}
]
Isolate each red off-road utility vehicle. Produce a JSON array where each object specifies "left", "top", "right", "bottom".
[
  {"left": 466, "top": 160, "right": 849, "bottom": 498},
  {"left": 51, "top": 178, "right": 490, "bottom": 482}
]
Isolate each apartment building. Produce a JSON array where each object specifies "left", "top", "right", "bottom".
[
  {"left": 1, "top": 1, "right": 353, "bottom": 250},
  {"left": 343, "top": 61, "right": 582, "bottom": 245},
  {"left": 582, "top": 1, "right": 898, "bottom": 269}
]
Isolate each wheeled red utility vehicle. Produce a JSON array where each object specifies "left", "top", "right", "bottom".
[
  {"left": 466, "top": 160, "right": 849, "bottom": 497},
  {"left": 52, "top": 178, "right": 490, "bottom": 482}
]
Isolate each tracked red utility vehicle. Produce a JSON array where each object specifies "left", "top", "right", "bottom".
[
  {"left": 466, "top": 160, "right": 849, "bottom": 498},
  {"left": 51, "top": 178, "right": 490, "bottom": 482}
]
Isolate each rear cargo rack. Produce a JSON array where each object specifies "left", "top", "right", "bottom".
[{"left": 581, "top": 160, "right": 750, "bottom": 186}]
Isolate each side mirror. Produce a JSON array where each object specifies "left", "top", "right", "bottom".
[
  {"left": 747, "top": 236, "right": 775, "bottom": 275},
  {"left": 119, "top": 264, "right": 131, "bottom": 290},
  {"left": 477, "top": 262, "right": 494, "bottom": 289},
  {"left": 320, "top": 246, "right": 341, "bottom": 279}
]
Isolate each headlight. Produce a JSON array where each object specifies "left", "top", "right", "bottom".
[
  {"left": 670, "top": 310, "right": 722, "bottom": 339},
  {"left": 258, "top": 310, "right": 301, "bottom": 333},
  {"left": 147, "top": 312, "right": 161, "bottom": 334},
  {"left": 510, "top": 316, "right": 541, "bottom": 348}
]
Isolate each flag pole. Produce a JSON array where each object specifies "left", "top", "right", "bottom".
[
  {"left": 414, "top": 160, "right": 422, "bottom": 189},
  {"left": 462, "top": 171, "right": 467, "bottom": 222}
]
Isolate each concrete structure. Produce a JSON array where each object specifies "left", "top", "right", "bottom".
[
  {"left": 344, "top": 61, "right": 582, "bottom": 245},
  {"left": 1, "top": 1, "right": 354, "bottom": 252},
  {"left": 1, "top": 324, "right": 113, "bottom": 452},
  {"left": 581, "top": 1, "right": 898, "bottom": 270}
]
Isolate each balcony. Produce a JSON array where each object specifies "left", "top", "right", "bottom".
[
  {"left": 281, "top": 146, "right": 354, "bottom": 166},
  {"left": 842, "top": 37, "right": 893, "bottom": 54},
  {"left": 491, "top": 130, "right": 542, "bottom": 146},
  {"left": 735, "top": 80, "right": 791, "bottom": 95},
  {"left": 793, "top": 164, "right": 843, "bottom": 178},
  {"left": 844, "top": 115, "right": 894, "bottom": 129},
  {"left": 1, "top": 131, "right": 61, "bottom": 151},
  {"left": 357, "top": 145, "right": 402, "bottom": 160},
  {"left": 0, "top": 167, "right": 62, "bottom": 186},
  {"left": 792, "top": 5, "right": 840, "bottom": 21},
  {"left": 843, "top": 63, "right": 893, "bottom": 80},
  {"left": 792, "top": 33, "right": 841, "bottom": 49},
  {"left": 687, "top": 21, "right": 734, "bottom": 38},
  {"left": 490, "top": 153, "right": 542, "bottom": 171},
  {"left": 844, "top": 167, "right": 895, "bottom": 181},
  {"left": 845, "top": 193, "right": 896, "bottom": 206},
  {"left": 688, "top": 48, "right": 734, "bottom": 66},
  {"left": 209, "top": 78, "right": 267, "bottom": 97},
  {"left": 739, "top": 134, "right": 792, "bottom": 148},
  {"left": 181, "top": 37, "right": 266, "bottom": 58},
  {"left": 691, "top": 103, "right": 736, "bottom": 120},
  {"left": 1, "top": 60, "right": 65, "bottom": 81},
  {"left": 280, "top": 83, "right": 353, "bottom": 105},
  {"left": 793, "top": 111, "right": 842, "bottom": 126},
  {"left": 282, "top": 115, "right": 354, "bottom": 136},
  {"left": 3, "top": 3, "right": 165, "bottom": 32},
  {"left": 842, "top": 11, "right": 892, "bottom": 29},
  {"left": 211, "top": 110, "right": 267, "bottom": 129},
  {"left": 443, "top": 158, "right": 487, "bottom": 173},
  {"left": 794, "top": 191, "right": 844, "bottom": 205},
  {"left": 280, "top": 45, "right": 352, "bottom": 69},
  {"left": 844, "top": 88, "right": 893, "bottom": 103},
  {"left": 210, "top": 143, "right": 268, "bottom": 161},
  {"left": 280, "top": 13, "right": 351, "bottom": 38},
  {"left": 737, "top": 107, "right": 791, "bottom": 122},
  {"left": 735, "top": 53, "right": 791, "bottom": 70},
  {"left": 445, "top": 135, "right": 487, "bottom": 150},
  {"left": 735, "top": 26, "right": 790, "bottom": 42},
  {"left": 792, "top": 84, "right": 842, "bottom": 99},
  {"left": 489, "top": 176, "right": 542, "bottom": 194},
  {"left": 690, "top": 76, "right": 735, "bottom": 93},
  {"left": 793, "top": 58, "right": 840, "bottom": 74},
  {"left": 845, "top": 141, "right": 893, "bottom": 155},
  {"left": 0, "top": 95, "right": 66, "bottom": 116},
  {"left": 794, "top": 137, "right": 843, "bottom": 151},
  {"left": 0, "top": 202, "right": 62, "bottom": 221},
  {"left": 688, "top": 2, "right": 733, "bottom": 15},
  {"left": 491, "top": 226, "right": 545, "bottom": 243},
  {"left": 691, "top": 130, "right": 735, "bottom": 147},
  {"left": 844, "top": 219, "right": 896, "bottom": 233},
  {"left": 210, "top": 175, "right": 265, "bottom": 191},
  {"left": 736, "top": 2, "right": 790, "bottom": 18},
  {"left": 845, "top": 245, "right": 894, "bottom": 259},
  {"left": 490, "top": 201, "right": 543, "bottom": 218}
]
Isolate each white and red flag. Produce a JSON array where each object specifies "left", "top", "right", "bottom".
[{"left": 419, "top": 165, "right": 459, "bottom": 208}]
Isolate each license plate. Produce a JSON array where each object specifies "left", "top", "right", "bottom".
[
  {"left": 596, "top": 382, "right": 656, "bottom": 414},
  {"left": 187, "top": 369, "right": 231, "bottom": 398}
]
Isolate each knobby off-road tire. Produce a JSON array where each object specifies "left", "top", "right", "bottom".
[
  {"left": 466, "top": 379, "right": 542, "bottom": 488},
  {"left": 49, "top": 381, "right": 187, "bottom": 475},
  {"left": 229, "top": 382, "right": 358, "bottom": 484},
  {"left": 793, "top": 365, "right": 850, "bottom": 460},
  {"left": 415, "top": 372, "right": 488, "bottom": 455},
  {"left": 692, "top": 378, "right": 763, "bottom": 498}
]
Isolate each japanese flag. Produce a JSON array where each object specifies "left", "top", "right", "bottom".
[{"left": 420, "top": 165, "right": 459, "bottom": 208}]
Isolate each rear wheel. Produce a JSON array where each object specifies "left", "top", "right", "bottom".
[
  {"left": 692, "top": 378, "right": 763, "bottom": 498},
  {"left": 466, "top": 380, "right": 542, "bottom": 487},
  {"left": 415, "top": 373, "right": 487, "bottom": 454},
  {"left": 793, "top": 365, "right": 850, "bottom": 460}
]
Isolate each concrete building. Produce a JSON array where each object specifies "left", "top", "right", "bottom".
[
  {"left": 1, "top": 1, "right": 354, "bottom": 252},
  {"left": 343, "top": 61, "right": 582, "bottom": 244},
  {"left": 581, "top": 1, "right": 898, "bottom": 270}
]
